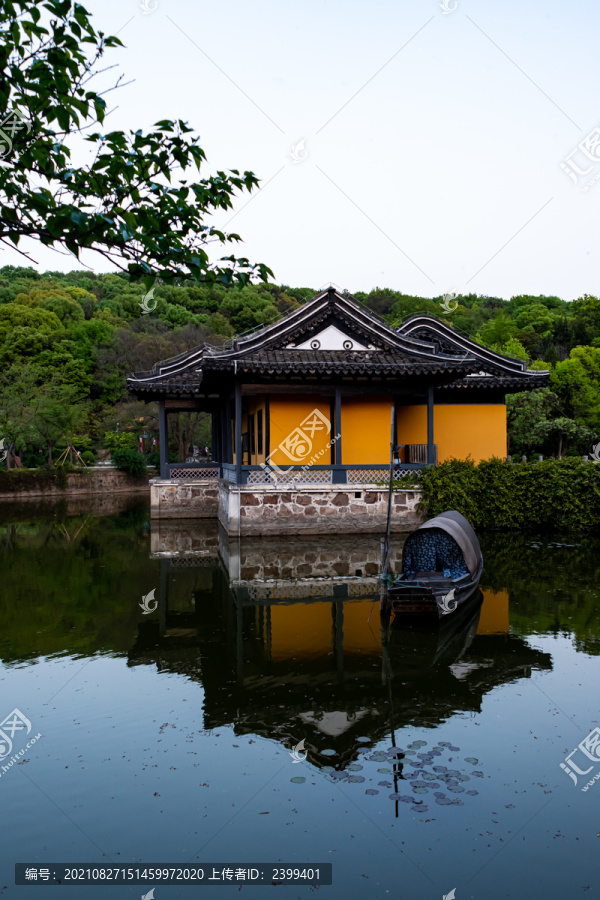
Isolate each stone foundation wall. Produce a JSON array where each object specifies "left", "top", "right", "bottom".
[
  {"left": 0, "top": 468, "right": 150, "bottom": 500},
  {"left": 150, "top": 518, "right": 221, "bottom": 556},
  {"left": 219, "top": 530, "right": 406, "bottom": 581},
  {"left": 150, "top": 478, "right": 219, "bottom": 519},
  {"left": 218, "top": 481, "right": 423, "bottom": 535}
]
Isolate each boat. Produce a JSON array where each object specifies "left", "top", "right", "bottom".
[{"left": 386, "top": 510, "right": 483, "bottom": 618}]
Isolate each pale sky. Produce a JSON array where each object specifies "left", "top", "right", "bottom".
[{"left": 4, "top": 0, "right": 600, "bottom": 301}]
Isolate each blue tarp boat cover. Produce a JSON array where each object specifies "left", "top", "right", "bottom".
[{"left": 402, "top": 510, "right": 482, "bottom": 580}]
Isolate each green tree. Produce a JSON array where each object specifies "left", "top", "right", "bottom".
[
  {"left": 507, "top": 388, "right": 594, "bottom": 457},
  {"left": 551, "top": 346, "right": 600, "bottom": 435},
  {"left": 0, "top": 0, "right": 272, "bottom": 286}
]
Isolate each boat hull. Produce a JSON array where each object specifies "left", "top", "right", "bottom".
[{"left": 387, "top": 557, "right": 483, "bottom": 619}]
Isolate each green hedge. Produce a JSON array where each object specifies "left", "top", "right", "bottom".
[
  {"left": 417, "top": 457, "right": 600, "bottom": 532},
  {"left": 0, "top": 465, "right": 70, "bottom": 492}
]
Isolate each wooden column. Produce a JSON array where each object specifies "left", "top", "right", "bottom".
[
  {"left": 158, "top": 398, "right": 169, "bottom": 479},
  {"left": 211, "top": 413, "right": 218, "bottom": 461},
  {"left": 427, "top": 386, "right": 435, "bottom": 465},
  {"left": 224, "top": 394, "right": 233, "bottom": 464},
  {"left": 235, "top": 380, "right": 242, "bottom": 484}
]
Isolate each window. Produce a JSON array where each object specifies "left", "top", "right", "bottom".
[{"left": 249, "top": 414, "right": 256, "bottom": 456}]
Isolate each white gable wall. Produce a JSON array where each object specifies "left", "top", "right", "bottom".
[{"left": 291, "top": 324, "right": 368, "bottom": 351}]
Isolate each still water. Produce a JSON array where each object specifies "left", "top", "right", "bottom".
[{"left": 1, "top": 495, "right": 599, "bottom": 898}]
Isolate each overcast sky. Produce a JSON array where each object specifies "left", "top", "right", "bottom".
[{"left": 5, "top": 0, "right": 600, "bottom": 300}]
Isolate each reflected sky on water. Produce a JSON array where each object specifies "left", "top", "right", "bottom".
[{"left": 1, "top": 496, "right": 600, "bottom": 898}]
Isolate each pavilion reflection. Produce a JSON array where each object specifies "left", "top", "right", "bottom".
[{"left": 129, "top": 522, "right": 553, "bottom": 770}]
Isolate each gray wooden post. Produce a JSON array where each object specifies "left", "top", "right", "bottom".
[
  {"left": 211, "top": 413, "right": 217, "bottom": 461},
  {"left": 224, "top": 394, "right": 232, "bottom": 463},
  {"left": 158, "top": 398, "right": 169, "bottom": 479},
  {"left": 235, "top": 380, "right": 242, "bottom": 484},
  {"left": 427, "top": 386, "right": 435, "bottom": 465}
]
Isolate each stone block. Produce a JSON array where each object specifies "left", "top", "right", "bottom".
[{"left": 331, "top": 493, "right": 349, "bottom": 506}]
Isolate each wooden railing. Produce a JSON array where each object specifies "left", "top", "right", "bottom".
[{"left": 220, "top": 462, "right": 426, "bottom": 486}]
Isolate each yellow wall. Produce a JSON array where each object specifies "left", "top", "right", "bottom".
[
  {"left": 477, "top": 589, "right": 509, "bottom": 634},
  {"left": 341, "top": 395, "right": 393, "bottom": 465},
  {"left": 396, "top": 404, "right": 507, "bottom": 463},
  {"left": 268, "top": 599, "right": 379, "bottom": 661},
  {"left": 269, "top": 396, "right": 332, "bottom": 466}
]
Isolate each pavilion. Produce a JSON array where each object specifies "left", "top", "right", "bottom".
[{"left": 127, "top": 287, "right": 548, "bottom": 531}]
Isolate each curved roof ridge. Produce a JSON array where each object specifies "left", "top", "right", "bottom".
[{"left": 396, "top": 313, "right": 550, "bottom": 377}]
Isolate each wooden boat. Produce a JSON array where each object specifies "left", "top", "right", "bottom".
[{"left": 386, "top": 510, "right": 483, "bottom": 618}]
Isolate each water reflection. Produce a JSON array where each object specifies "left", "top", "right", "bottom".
[
  {"left": 4, "top": 503, "right": 600, "bottom": 896},
  {"left": 126, "top": 522, "right": 554, "bottom": 785}
]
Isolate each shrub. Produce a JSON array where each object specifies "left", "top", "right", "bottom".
[
  {"left": 103, "top": 431, "right": 137, "bottom": 451},
  {"left": 418, "top": 457, "right": 600, "bottom": 533},
  {"left": 111, "top": 448, "right": 148, "bottom": 477},
  {"left": 80, "top": 450, "right": 96, "bottom": 466}
]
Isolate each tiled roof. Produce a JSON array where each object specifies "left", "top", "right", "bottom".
[
  {"left": 127, "top": 288, "right": 550, "bottom": 396},
  {"left": 204, "top": 350, "right": 476, "bottom": 376}
]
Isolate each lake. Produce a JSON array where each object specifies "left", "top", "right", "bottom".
[{"left": 1, "top": 495, "right": 599, "bottom": 898}]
